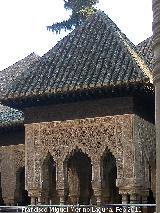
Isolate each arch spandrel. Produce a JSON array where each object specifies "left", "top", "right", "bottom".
[{"left": 39, "top": 115, "right": 125, "bottom": 161}]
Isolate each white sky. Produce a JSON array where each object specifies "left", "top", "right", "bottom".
[{"left": 0, "top": 0, "right": 152, "bottom": 71}]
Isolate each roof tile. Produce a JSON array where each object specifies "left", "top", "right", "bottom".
[
  {"left": 0, "top": 53, "right": 40, "bottom": 96},
  {"left": 0, "top": 104, "right": 23, "bottom": 127},
  {"left": 0, "top": 53, "right": 40, "bottom": 127},
  {"left": 136, "top": 37, "right": 153, "bottom": 70},
  {"left": 2, "top": 11, "right": 152, "bottom": 101}
]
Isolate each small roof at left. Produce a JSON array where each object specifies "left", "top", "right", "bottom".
[
  {"left": 0, "top": 104, "right": 24, "bottom": 128},
  {"left": 0, "top": 52, "right": 40, "bottom": 96},
  {"left": 0, "top": 53, "right": 40, "bottom": 128}
]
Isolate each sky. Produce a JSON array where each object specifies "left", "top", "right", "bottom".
[{"left": 0, "top": 0, "right": 153, "bottom": 71}]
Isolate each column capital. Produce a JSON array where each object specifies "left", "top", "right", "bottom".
[{"left": 116, "top": 178, "right": 144, "bottom": 190}]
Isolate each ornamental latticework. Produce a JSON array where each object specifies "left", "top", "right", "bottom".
[{"left": 24, "top": 114, "right": 155, "bottom": 204}]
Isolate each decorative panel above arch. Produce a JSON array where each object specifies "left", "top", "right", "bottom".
[{"left": 25, "top": 114, "right": 135, "bottom": 191}]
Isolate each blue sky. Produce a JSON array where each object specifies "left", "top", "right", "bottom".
[{"left": 0, "top": 0, "right": 152, "bottom": 71}]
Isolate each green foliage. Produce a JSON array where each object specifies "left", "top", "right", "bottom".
[{"left": 47, "top": 0, "right": 99, "bottom": 33}]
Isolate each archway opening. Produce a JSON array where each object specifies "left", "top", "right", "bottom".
[
  {"left": 101, "top": 150, "right": 121, "bottom": 204},
  {"left": 15, "top": 167, "right": 30, "bottom": 205},
  {"left": 42, "top": 153, "right": 58, "bottom": 204},
  {"left": 0, "top": 173, "right": 4, "bottom": 205},
  {"left": 66, "top": 149, "right": 93, "bottom": 205}
]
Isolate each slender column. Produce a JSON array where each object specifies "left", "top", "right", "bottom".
[
  {"left": 44, "top": 197, "right": 49, "bottom": 204},
  {"left": 140, "top": 190, "right": 149, "bottom": 213},
  {"left": 129, "top": 193, "right": 139, "bottom": 213},
  {"left": 130, "top": 193, "right": 140, "bottom": 204},
  {"left": 57, "top": 163, "right": 66, "bottom": 205},
  {"left": 37, "top": 196, "right": 42, "bottom": 205},
  {"left": 41, "top": 194, "right": 49, "bottom": 204},
  {"left": 122, "top": 194, "right": 128, "bottom": 204},
  {"left": 121, "top": 194, "right": 128, "bottom": 213},
  {"left": 141, "top": 196, "right": 148, "bottom": 213},
  {"left": 152, "top": 0, "right": 160, "bottom": 212},
  {"left": 28, "top": 189, "right": 41, "bottom": 205},
  {"left": 31, "top": 197, "right": 36, "bottom": 205},
  {"left": 58, "top": 189, "right": 65, "bottom": 205},
  {"left": 92, "top": 160, "right": 102, "bottom": 206}
]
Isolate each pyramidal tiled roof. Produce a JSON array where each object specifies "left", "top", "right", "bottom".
[
  {"left": 2, "top": 11, "right": 153, "bottom": 102},
  {"left": 136, "top": 37, "right": 153, "bottom": 71},
  {"left": 0, "top": 52, "right": 40, "bottom": 96},
  {"left": 0, "top": 53, "right": 40, "bottom": 127},
  {"left": 0, "top": 104, "right": 23, "bottom": 127}
]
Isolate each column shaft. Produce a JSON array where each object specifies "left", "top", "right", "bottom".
[
  {"left": 92, "top": 160, "right": 102, "bottom": 206},
  {"left": 57, "top": 163, "right": 66, "bottom": 205},
  {"left": 152, "top": 0, "right": 160, "bottom": 212},
  {"left": 142, "top": 196, "right": 148, "bottom": 213},
  {"left": 31, "top": 197, "right": 36, "bottom": 205},
  {"left": 130, "top": 194, "right": 140, "bottom": 213}
]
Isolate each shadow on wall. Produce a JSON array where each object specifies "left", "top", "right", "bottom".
[
  {"left": 15, "top": 167, "right": 30, "bottom": 205},
  {"left": 0, "top": 173, "right": 4, "bottom": 205}
]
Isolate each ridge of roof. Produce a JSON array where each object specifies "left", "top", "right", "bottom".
[
  {"left": 1, "top": 11, "right": 153, "bottom": 103},
  {"left": 0, "top": 53, "right": 40, "bottom": 128},
  {"left": 117, "top": 32, "right": 153, "bottom": 83},
  {"left": 0, "top": 52, "right": 39, "bottom": 72}
]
